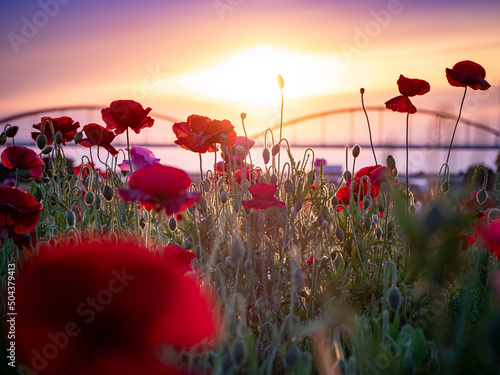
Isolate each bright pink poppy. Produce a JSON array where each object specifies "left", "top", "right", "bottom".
[
  {"left": 79, "top": 123, "right": 118, "bottom": 156},
  {"left": 222, "top": 136, "right": 255, "bottom": 165},
  {"left": 102, "top": 100, "right": 155, "bottom": 135},
  {"left": 1, "top": 145, "right": 43, "bottom": 179},
  {"left": 31, "top": 116, "right": 80, "bottom": 145},
  {"left": 161, "top": 244, "right": 196, "bottom": 273},
  {"left": 0, "top": 186, "right": 43, "bottom": 234},
  {"left": 476, "top": 221, "right": 500, "bottom": 257},
  {"left": 446, "top": 60, "right": 490, "bottom": 91},
  {"left": 15, "top": 239, "right": 219, "bottom": 375},
  {"left": 118, "top": 147, "right": 160, "bottom": 175},
  {"left": 385, "top": 75, "right": 430, "bottom": 114},
  {"left": 119, "top": 164, "right": 201, "bottom": 215},
  {"left": 172, "top": 115, "right": 237, "bottom": 153},
  {"left": 241, "top": 183, "right": 285, "bottom": 210}
]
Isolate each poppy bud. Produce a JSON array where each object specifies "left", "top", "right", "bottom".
[
  {"left": 331, "top": 196, "right": 338, "bottom": 206},
  {"left": 244, "top": 258, "right": 252, "bottom": 272},
  {"left": 364, "top": 217, "right": 372, "bottom": 231},
  {"left": 352, "top": 144, "right": 361, "bottom": 158},
  {"left": 41, "top": 146, "right": 53, "bottom": 155},
  {"left": 271, "top": 144, "right": 280, "bottom": 156},
  {"left": 199, "top": 197, "right": 207, "bottom": 212},
  {"left": 363, "top": 195, "right": 372, "bottom": 210},
  {"left": 376, "top": 227, "right": 383, "bottom": 240},
  {"left": 476, "top": 189, "right": 488, "bottom": 205},
  {"left": 360, "top": 87, "right": 365, "bottom": 95},
  {"left": 277, "top": 74, "right": 285, "bottom": 89},
  {"left": 488, "top": 209, "right": 500, "bottom": 221},
  {"left": 283, "top": 346, "right": 300, "bottom": 370},
  {"left": 0, "top": 133, "right": 7, "bottom": 146},
  {"left": 372, "top": 214, "right": 378, "bottom": 224},
  {"left": 34, "top": 186, "right": 43, "bottom": 202},
  {"left": 343, "top": 170, "right": 351, "bottom": 181},
  {"left": 258, "top": 176, "right": 266, "bottom": 184},
  {"left": 231, "top": 339, "right": 247, "bottom": 368},
  {"left": 284, "top": 179, "right": 293, "bottom": 193},
  {"left": 36, "top": 134, "right": 47, "bottom": 150},
  {"left": 102, "top": 185, "right": 114, "bottom": 201},
  {"left": 139, "top": 217, "right": 146, "bottom": 229},
  {"left": 55, "top": 131, "right": 63, "bottom": 145},
  {"left": 387, "top": 286, "right": 402, "bottom": 313},
  {"left": 231, "top": 240, "right": 245, "bottom": 263},
  {"left": 220, "top": 190, "right": 228, "bottom": 204},
  {"left": 335, "top": 227, "right": 344, "bottom": 242},
  {"left": 270, "top": 174, "right": 278, "bottom": 185},
  {"left": 240, "top": 112, "right": 247, "bottom": 120},
  {"left": 387, "top": 220, "right": 395, "bottom": 232},
  {"left": 5, "top": 125, "right": 18, "bottom": 138},
  {"left": 262, "top": 148, "right": 270, "bottom": 164},
  {"left": 16, "top": 170, "right": 32, "bottom": 179},
  {"left": 441, "top": 181, "right": 450, "bottom": 193},
  {"left": 168, "top": 217, "right": 177, "bottom": 231},
  {"left": 386, "top": 155, "right": 396, "bottom": 170},
  {"left": 225, "top": 256, "right": 234, "bottom": 269},
  {"left": 182, "top": 237, "right": 191, "bottom": 249},
  {"left": 232, "top": 199, "right": 240, "bottom": 213},
  {"left": 66, "top": 210, "right": 75, "bottom": 227},
  {"left": 94, "top": 194, "right": 101, "bottom": 210},
  {"left": 74, "top": 131, "right": 83, "bottom": 144},
  {"left": 50, "top": 193, "right": 58, "bottom": 207},
  {"left": 219, "top": 133, "right": 227, "bottom": 144},
  {"left": 84, "top": 191, "right": 95, "bottom": 205},
  {"left": 264, "top": 344, "right": 275, "bottom": 360},
  {"left": 409, "top": 205, "right": 416, "bottom": 214},
  {"left": 294, "top": 200, "right": 303, "bottom": 212},
  {"left": 321, "top": 220, "right": 328, "bottom": 230}
]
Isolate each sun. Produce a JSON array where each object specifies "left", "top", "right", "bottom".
[{"left": 177, "top": 45, "right": 346, "bottom": 108}]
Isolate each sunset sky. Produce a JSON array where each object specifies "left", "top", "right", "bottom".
[{"left": 1, "top": 0, "right": 499, "bottom": 172}]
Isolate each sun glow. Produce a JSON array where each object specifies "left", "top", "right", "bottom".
[{"left": 178, "top": 46, "right": 346, "bottom": 107}]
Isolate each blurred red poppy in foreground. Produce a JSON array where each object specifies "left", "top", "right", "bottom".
[
  {"left": 0, "top": 186, "right": 43, "bottom": 234},
  {"left": 1, "top": 145, "right": 44, "bottom": 179},
  {"left": 119, "top": 164, "right": 201, "bottom": 215},
  {"left": 31, "top": 116, "right": 80, "bottom": 145},
  {"left": 161, "top": 244, "right": 196, "bottom": 273},
  {"left": 102, "top": 100, "right": 154, "bottom": 135},
  {"left": 242, "top": 183, "right": 285, "bottom": 210},
  {"left": 173, "top": 115, "right": 237, "bottom": 153},
  {"left": 79, "top": 124, "right": 118, "bottom": 156},
  {"left": 446, "top": 60, "right": 491, "bottom": 91},
  {"left": 476, "top": 221, "right": 500, "bottom": 257},
  {"left": 15, "top": 239, "right": 220, "bottom": 375},
  {"left": 385, "top": 75, "right": 430, "bottom": 114}
]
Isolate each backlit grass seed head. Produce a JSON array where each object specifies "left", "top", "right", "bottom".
[
  {"left": 335, "top": 227, "right": 345, "bottom": 242},
  {"left": 102, "top": 185, "right": 114, "bottom": 201},
  {"left": 387, "top": 286, "right": 402, "bottom": 313},
  {"left": 168, "top": 217, "right": 177, "bottom": 231},
  {"left": 477, "top": 189, "right": 488, "bottom": 205},
  {"left": 352, "top": 144, "right": 361, "bottom": 158},
  {"left": 263, "top": 148, "right": 270, "bottom": 164},
  {"left": 386, "top": 154, "right": 396, "bottom": 170},
  {"left": 84, "top": 191, "right": 94, "bottom": 205},
  {"left": 277, "top": 74, "right": 285, "bottom": 89},
  {"left": 5, "top": 125, "right": 18, "bottom": 138},
  {"left": 36, "top": 134, "right": 47, "bottom": 150},
  {"left": 272, "top": 144, "right": 280, "bottom": 156}
]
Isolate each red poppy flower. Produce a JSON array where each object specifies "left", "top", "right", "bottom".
[
  {"left": 0, "top": 227, "right": 37, "bottom": 252},
  {"left": 446, "top": 60, "right": 490, "bottom": 91},
  {"left": 385, "top": 75, "right": 430, "bottom": 114},
  {"left": 119, "top": 164, "right": 201, "bottom": 215},
  {"left": 476, "top": 221, "right": 500, "bottom": 257},
  {"left": 31, "top": 116, "right": 80, "bottom": 145},
  {"left": 1, "top": 145, "right": 44, "bottom": 179},
  {"left": 102, "top": 100, "right": 155, "bottom": 135},
  {"left": 0, "top": 186, "right": 43, "bottom": 234},
  {"left": 353, "top": 165, "right": 397, "bottom": 188},
  {"left": 454, "top": 234, "right": 476, "bottom": 250},
  {"left": 222, "top": 136, "right": 255, "bottom": 165},
  {"left": 79, "top": 124, "right": 118, "bottom": 156},
  {"left": 161, "top": 244, "right": 196, "bottom": 273},
  {"left": 241, "top": 183, "right": 285, "bottom": 210},
  {"left": 15, "top": 239, "right": 220, "bottom": 375},
  {"left": 172, "top": 115, "right": 237, "bottom": 153},
  {"left": 306, "top": 256, "right": 314, "bottom": 265}
]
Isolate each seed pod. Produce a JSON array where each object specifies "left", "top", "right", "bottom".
[
  {"left": 41, "top": 146, "right": 53, "bottom": 155},
  {"left": 331, "top": 196, "right": 338, "bottom": 207},
  {"left": 66, "top": 210, "right": 75, "bottom": 227},
  {"left": 386, "top": 155, "right": 396, "bottom": 170},
  {"left": 5, "top": 125, "right": 18, "bottom": 138},
  {"left": 283, "top": 346, "right": 300, "bottom": 370},
  {"left": 74, "top": 131, "right": 83, "bottom": 144},
  {"left": 284, "top": 179, "right": 293, "bottom": 193},
  {"left": 55, "top": 131, "right": 63, "bottom": 145},
  {"left": 321, "top": 220, "right": 328, "bottom": 230},
  {"left": 343, "top": 170, "right": 351, "bottom": 181},
  {"left": 294, "top": 201, "right": 303, "bottom": 212},
  {"left": 364, "top": 217, "right": 372, "bottom": 230},
  {"left": 409, "top": 205, "right": 416, "bottom": 214},
  {"left": 264, "top": 344, "right": 275, "bottom": 360},
  {"left": 16, "top": 170, "right": 32, "bottom": 179},
  {"left": 225, "top": 256, "right": 234, "bottom": 269},
  {"left": 244, "top": 258, "right": 253, "bottom": 272},
  {"left": 36, "top": 134, "right": 47, "bottom": 150},
  {"left": 271, "top": 144, "right": 280, "bottom": 156},
  {"left": 258, "top": 175, "right": 266, "bottom": 184},
  {"left": 231, "top": 339, "right": 248, "bottom": 367},
  {"left": 232, "top": 199, "right": 240, "bottom": 213},
  {"left": 372, "top": 214, "right": 378, "bottom": 224},
  {"left": 84, "top": 191, "right": 95, "bottom": 205},
  {"left": 352, "top": 144, "right": 361, "bottom": 158},
  {"left": 262, "top": 148, "right": 270, "bottom": 164},
  {"left": 94, "top": 194, "right": 101, "bottom": 210},
  {"left": 270, "top": 174, "right": 278, "bottom": 185},
  {"left": 230, "top": 240, "right": 245, "bottom": 263},
  {"left": 34, "top": 187, "right": 43, "bottom": 202},
  {"left": 168, "top": 217, "right": 177, "bottom": 231},
  {"left": 476, "top": 189, "right": 488, "bottom": 205},
  {"left": 277, "top": 74, "right": 285, "bottom": 89},
  {"left": 363, "top": 195, "right": 372, "bottom": 209},
  {"left": 387, "top": 220, "right": 395, "bottom": 232},
  {"left": 441, "top": 181, "right": 450, "bottom": 193},
  {"left": 335, "top": 227, "right": 345, "bottom": 242},
  {"left": 102, "top": 185, "right": 113, "bottom": 201},
  {"left": 220, "top": 190, "right": 228, "bottom": 204},
  {"left": 182, "top": 237, "right": 191, "bottom": 249},
  {"left": 375, "top": 227, "right": 383, "bottom": 240},
  {"left": 387, "top": 286, "right": 402, "bottom": 313}
]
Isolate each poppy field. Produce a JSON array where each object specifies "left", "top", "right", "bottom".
[{"left": 1, "top": 60, "right": 500, "bottom": 375}]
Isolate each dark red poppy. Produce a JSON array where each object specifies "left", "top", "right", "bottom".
[
  {"left": 173, "top": 115, "right": 237, "bottom": 154},
  {"left": 241, "top": 183, "right": 285, "bottom": 210},
  {"left": 102, "top": 100, "right": 155, "bottom": 135},
  {"left": 446, "top": 60, "right": 491, "bottom": 91},
  {"left": 222, "top": 136, "right": 255, "bottom": 165},
  {"left": 15, "top": 239, "right": 220, "bottom": 375},
  {"left": 385, "top": 75, "right": 430, "bottom": 114},
  {"left": 454, "top": 234, "right": 476, "bottom": 250},
  {"left": 79, "top": 123, "right": 118, "bottom": 156},
  {"left": 31, "top": 116, "right": 80, "bottom": 145},
  {"left": 0, "top": 227, "right": 37, "bottom": 252},
  {"left": 335, "top": 168, "right": 381, "bottom": 210},
  {"left": 476, "top": 221, "right": 500, "bottom": 257},
  {"left": 335, "top": 186, "right": 351, "bottom": 207},
  {"left": 161, "top": 244, "right": 196, "bottom": 273},
  {"left": 1, "top": 146, "right": 44, "bottom": 179},
  {"left": 354, "top": 165, "right": 397, "bottom": 187},
  {"left": 0, "top": 186, "right": 43, "bottom": 234},
  {"left": 119, "top": 164, "right": 201, "bottom": 215}
]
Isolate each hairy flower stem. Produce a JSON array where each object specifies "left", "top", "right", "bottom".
[
  {"left": 126, "top": 128, "right": 139, "bottom": 232},
  {"left": 361, "top": 91, "right": 378, "bottom": 165},
  {"left": 405, "top": 97, "right": 410, "bottom": 209},
  {"left": 199, "top": 153, "right": 203, "bottom": 183},
  {"left": 445, "top": 86, "right": 468, "bottom": 170}
]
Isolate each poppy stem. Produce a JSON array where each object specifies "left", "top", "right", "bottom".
[
  {"left": 199, "top": 153, "right": 203, "bottom": 183},
  {"left": 445, "top": 86, "right": 468, "bottom": 169},
  {"left": 126, "top": 128, "right": 139, "bottom": 232},
  {"left": 240, "top": 116, "right": 254, "bottom": 183},
  {"left": 361, "top": 90, "right": 378, "bottom": 165},
  {"left": 405, "top": 97, "right": 410, "bottom": 209},
  {"left": 126, "top": 128, "right": 134, "bottom": 176}
]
